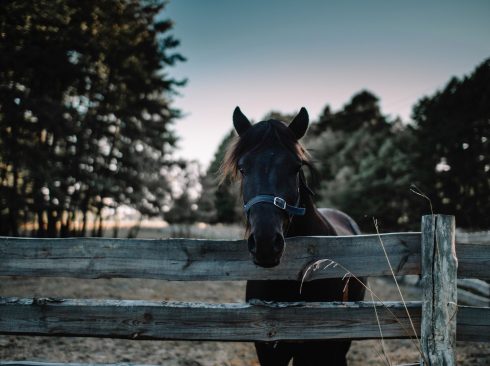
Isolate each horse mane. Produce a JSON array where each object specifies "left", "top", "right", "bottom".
[{"left": 219, "top": 119, "right": 311, "bottom": 185}]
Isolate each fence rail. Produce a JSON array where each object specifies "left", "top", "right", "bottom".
[
  {"left": 0, "top": 297, "right": 488, "bottom": 343},
  {"left": 457, "top": 279, "right": 490, "bottom": 306},
  {"left": 0, "top": 233, "right": 488, "bottom": 281},
  {"left": 0, "top": 215, "right": 489, "bottom": 366}
]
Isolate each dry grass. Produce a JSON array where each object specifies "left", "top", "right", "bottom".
[{"left": 299, "top": 218, "right": 431, "bottom": 365}]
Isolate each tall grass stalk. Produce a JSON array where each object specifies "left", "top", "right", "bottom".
[
  {"left": 300, "top": 223, "right": 429, "bottom": 364},
  {"left": 370, "top": 288, "right": 392, "bottom": 366},
  {"left": 372, "top": 218, "right": 427, "bottom": 364},
  {"left": 410, "top": 184, "right": 433, "bottom": 216},
  {"left": 300, "top": 258, "right": 418, "bottom": 347},
  {"left": 373, "top": 219, "right": 423, "bottom": 353}
]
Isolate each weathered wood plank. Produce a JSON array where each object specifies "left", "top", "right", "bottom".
[
  {"left": 457, "top": 278, "right": 490, "bottom": 308},
  {"left": 0, "top": 297, "right": 421, "bottom": 341},
  {"left": 454, "top": 219, "right": 490, "bottom": 282},
  {"left": 0, "top": 363, "right": 155, "bottom": 366},
  {"left": 455, "top": 242, "right": 490, "bottom": 279},
  {"left": 457, "top": 278, "right": 490, "bottom": 297},
  {"left": 0, "top": 297, "right": 487, "bottom": 342},
  {"left": 1, "top": 234, "right": 488, "bottom": 280},
  {"left": 456, "top": 231, "right": 490, "bottom": 245},
  {"left": 458, "top": 288, "right": 490, "bottom": 307},
  {"left": 421, "top": 215, "right": 457, "bottom": 366},
  {"left": 0, "top": 234, "right": 422, "bottom": 280},
  {"left": 456, "top": 305, "right": 490, "bottom": 342}
]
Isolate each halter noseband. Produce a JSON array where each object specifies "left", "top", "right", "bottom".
[{"left": 243, "top": 194, "right": 305, "bottom": 216}]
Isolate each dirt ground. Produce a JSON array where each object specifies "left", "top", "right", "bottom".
[{"left": 0, "top": 275, "right": 488, "bottom": 366}]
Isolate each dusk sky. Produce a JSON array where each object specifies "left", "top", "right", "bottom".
[{"left": 165, "top": 0, "right": 490, "bottom": 167}]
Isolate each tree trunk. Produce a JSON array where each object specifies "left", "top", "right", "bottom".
[
  {"left": 80, "top": 195, "right": 89, "bottom": 237},
  {"left": 112, "top": 208, "right": 120, "bottom": 238},
  {"left": 127, "top": 214, "right": 143, "bottom": 238},
  {"left": 36, "top": 209, "right": 46, "bottom": 237},
  {"left": 96, "top": 212, "right": 103, "bottom": 237},
  {"left": 47, "top": 208, "right": 58, "bottom": 237}
]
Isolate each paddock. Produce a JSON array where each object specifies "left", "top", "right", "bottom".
[{"left": 0, "top": 215, "right": 489, "bottom": 365}]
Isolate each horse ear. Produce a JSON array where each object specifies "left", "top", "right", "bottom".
[
  {"left": 233, "top": 107, "right": 252, "bottom": 136},
  {"left": 289, "top": 107, "right": 309, "bottom": 139}
]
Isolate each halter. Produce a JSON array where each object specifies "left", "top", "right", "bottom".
[
  {"left": 243, "top": 194, "right": 305, "bottom": 216},
  {"left": 242, "top": 168, "right": 312, "bottom": 217}
]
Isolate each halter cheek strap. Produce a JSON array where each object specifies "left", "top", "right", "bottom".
[{"left": 243, "top": 195, "right": 306, "bottom": 216}]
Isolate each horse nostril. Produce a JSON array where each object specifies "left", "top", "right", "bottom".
[
  {"left": 247, "top": 235, "right": 257, "bottom": 254},
  {"left": 273, "top": 233, "right": 285, "bottom": 254}
]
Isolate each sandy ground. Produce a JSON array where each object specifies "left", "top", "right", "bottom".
[
  {"left": 1, "top": 223, "right": 488, "bottom": 365},
  {"left": 0, "top": 275, "right": 488, "bottom": 366}
]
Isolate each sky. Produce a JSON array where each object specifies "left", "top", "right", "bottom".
[{"left": 164, "top": 0, "right": 490, "bottom": 168}]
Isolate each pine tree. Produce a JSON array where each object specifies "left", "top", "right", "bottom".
[{"left": 0, "top": 0, "right": 185, "bottom": 236}]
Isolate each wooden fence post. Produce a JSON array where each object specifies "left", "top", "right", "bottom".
[{"left": 421, "top": 215, "right": 458, "bottom": 365}]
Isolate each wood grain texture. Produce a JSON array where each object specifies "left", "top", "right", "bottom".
[
  {"left": 1, "top": 234, "right": 487, "bottom": 281},
  {"left": 455, "top": 241, "right": 490, "bottom": 279},
  {"left": 0, "top": 363, "right": 155, "bottom": 366},
  {"left": 456, "top": 305, "right": 490, "bottom": 342},
  {"left": 421, "top": 215, "right": 458, "bottom": 366},
  {"left": 454, "top": 217, "right": 490, "bottom": 282},
  {"left": 457, "top": 278, "right": 490, "bottom": 297},
  {"left": 456, "top": 231, "right": 490, "bottom": 245},
  {"left": 457, "top": 278, "right": 489, "bottom": 308},
  {"left": 0, "top": 297, "right": 487, "bottom": 342},
  {"left": 0, "top": 297, "right": 421, "bottom": 341},
  {"left": 0, "top": 234, "right": 422, "bottom": 280},
  {"left": 458, "top": 288, "right": 490, "bottom": 307}
]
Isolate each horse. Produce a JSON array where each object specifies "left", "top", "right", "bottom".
[{"left": 220, "top": 107, "right": 366, "bottom": 366}]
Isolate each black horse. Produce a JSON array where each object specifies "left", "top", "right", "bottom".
[{"left": 220, "top": 107, "right": 365, "bottom": 366}]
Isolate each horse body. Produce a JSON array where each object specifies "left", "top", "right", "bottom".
[
  {"left": 245, "top": 185, "right": 365, "bottom": 366},
  {"left": 222, "top": 107, "right": 365, "bottom": 365}
]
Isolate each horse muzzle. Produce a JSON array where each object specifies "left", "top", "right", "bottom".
[{"left": 248, "top": 232, "right": 285, "bottom": 268}]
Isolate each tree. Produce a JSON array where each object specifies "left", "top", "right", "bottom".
[
  {"left": 164, "top": 160, "right": 201, "bottom": 225},
  {"left": 0, "top": 0, "right": 185, "bottom": 236},
  {"left": 411, "top": 59, "right": 490, "bottom": 229},
  {"left": 196, "top": 130, "right": 241, "bottom": 223},
  {"left": 306, "top": 91, "right": 419, "bottom": 231}
]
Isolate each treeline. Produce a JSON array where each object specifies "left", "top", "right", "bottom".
[
  {"left": 1, "top": 1, "right": 487, "bottom": 236},
  {"left": 194, "top": 59, "right": 489, "bottom": 231},
  {"left": 0, "top": 0, "right": 185, "bottom": 236}
]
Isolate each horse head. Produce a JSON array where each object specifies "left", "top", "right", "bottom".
[{"left": 221, "top": 107, "right": 310, "bottom": 267}]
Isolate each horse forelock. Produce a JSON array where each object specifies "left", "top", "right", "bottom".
[{"left": 219, "top": 119, "right": 310, "bottom": 185}]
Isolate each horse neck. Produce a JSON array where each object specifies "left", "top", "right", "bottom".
[{"left": 286, "top": 184, "right": 336, "bottom": 237}]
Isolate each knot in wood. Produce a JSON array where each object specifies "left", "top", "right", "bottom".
[{"left": 307, "top": 245, "right": 317, "bottom": 255}]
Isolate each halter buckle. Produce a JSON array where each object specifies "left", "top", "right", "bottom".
[{"left": 273, "top": 196, "right": 287, "bottom": 210}]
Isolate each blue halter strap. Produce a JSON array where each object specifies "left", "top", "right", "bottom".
[{"left": 243, "top": 194, "right": 306, "bottom": 216}]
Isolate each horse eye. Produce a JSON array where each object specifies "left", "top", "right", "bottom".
[{"left": 238, "top": 167, "right": 245, "bottom": 175}]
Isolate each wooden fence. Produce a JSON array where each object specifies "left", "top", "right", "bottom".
[{"left": 0, "top": 214, "right": 489, "bottom": 365}]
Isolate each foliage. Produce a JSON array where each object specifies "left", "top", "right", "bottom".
[
  {"left": 0, "top": 0, "right": 185, "bottom": 236},
  {"left": 306, "top": 60, "right": 489, "bottom": 231},
  {"left": 196, "top": 130, "right": 242, "bottom": 223},
  {"left": 306, "top": 91, "right": 420, "bottom": 231},
  {"left": 411, "top": 59, "right": 490, "bottom": 228},
  {"left": 164, "top": 160, "right": 201, "bottom": 225}
]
